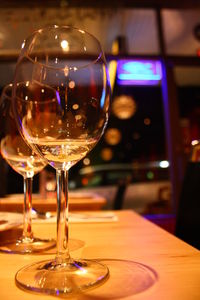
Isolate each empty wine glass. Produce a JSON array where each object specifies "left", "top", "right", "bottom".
[
  {"left": 0, "top": 84, "right": 55, "bottom": 253},
  {"left": 13, "top": 25, "right": 111, "bottom": 294}
]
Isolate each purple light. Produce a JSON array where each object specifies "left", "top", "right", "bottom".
[
  {"left": 56, "top": 90, "right": 61, "bottom": 106},
  {"left": 117, "top": 59, "right": 162, "bottom": 86}
]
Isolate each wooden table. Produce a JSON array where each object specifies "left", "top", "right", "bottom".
[
  {"left": 0, "top": 192, "right": 106, "bottom": 212},
  {"left": 0, "top": 210, "right": 199, "bottom": 300}
]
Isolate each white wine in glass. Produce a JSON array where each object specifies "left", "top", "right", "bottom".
[
  {"left": 0, "top": 84, "right": 55, "bottom": 253},
  {"left": 13, "top": 25, "right": 111, "bottom": 294},
  {"left": 1, "top": 136, "right": 47, "bottom": 177}
]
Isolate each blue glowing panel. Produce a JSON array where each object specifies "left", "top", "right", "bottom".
[{"left": 117, "top": 60, "right": 162, "bottom": 86}]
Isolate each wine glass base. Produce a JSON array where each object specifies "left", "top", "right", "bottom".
[
  {"left": 15, "top": 258, "right": 109, "bottom": 295},
  {"left": 0, "top": 236, "right": 56, "bottom": 254}
]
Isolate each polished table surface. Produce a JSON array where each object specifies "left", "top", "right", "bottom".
[{"left": 0, "top": 210, "right": 199, "bottom": 300}]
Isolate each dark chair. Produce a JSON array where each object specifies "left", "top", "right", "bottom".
[
  {"left": 175, "top": 161, "right": 200, "bottom": 250},
  {"left": 113, "top": 175, "right": 132, "bottom": 210},
  {"left": 113, "top": 178, "right": 127, "bottom": 210}
]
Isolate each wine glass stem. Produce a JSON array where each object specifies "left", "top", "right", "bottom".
[
  {"left": 56, "top": 169, "right": 70, "bottom": 263},
  {"left": 22, "top": 176, "right": 33, "bottom": 240}
]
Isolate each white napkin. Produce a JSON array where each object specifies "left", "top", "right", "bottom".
[{"left": 33, "top": 212, "right": 118, "bottom": 223}]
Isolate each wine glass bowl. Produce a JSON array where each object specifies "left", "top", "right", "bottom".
[
  {"left": 13, "top": 25, "right": 111, "bottom": 294},
  {"left": 0, "top": 84, "right": 56, "bottom": 253},
  {"left": 0, "top": 85, "right": 46, "bottom": 178},
  {"left": 14, "top": 28, "right": 110, "bottom": 166}
]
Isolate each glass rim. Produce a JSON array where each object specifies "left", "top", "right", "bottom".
[
  {"left": 1, "top": 83, "right": 13, "bottom": 101},
  {"left": 19, "top": 24, "right": 106, "bottom": 72}
]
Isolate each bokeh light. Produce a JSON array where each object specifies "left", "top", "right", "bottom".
[
  {"left": 101, "top": 148, "right": 113, "bottom": 161},
  {"left": 112, "top": 95, "right": 137, "bottom": 119},
  {"left": 104, "top": 128, "right": 122, "bottom": 145}
]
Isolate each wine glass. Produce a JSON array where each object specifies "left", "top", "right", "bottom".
[
  {"left": 0, "top": 84, "right": 56, "bottom": 253},
  {"left": 12, "top": 25, "right": 111, "bottom": 294}
]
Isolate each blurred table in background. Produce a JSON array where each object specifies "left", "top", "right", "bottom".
[{"left": 0, "top": 192, "right": 106, "bottom": 212}]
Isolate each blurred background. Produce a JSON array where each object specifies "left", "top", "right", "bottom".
[{"left": 0, "top": 1, "right": 200, "bottom": 225}]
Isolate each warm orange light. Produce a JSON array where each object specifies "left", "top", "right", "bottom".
[
  {"left": 144, "top": 118, "right": 151, "bottom": 125},
  {"left": 82, "top": 177, "right": 89, "bottom": 186},
  {"left": 69, "top": 81, "right": 75, "bottom": 89},
  {"left": 83, "top": 158, "right": 90, "bottom": 166},
  {"left": 104, "top": 128, "right": 122, "bottom": 145},
  {"left": 112, "top": 95, "right": 136, "bottom": 119},
  {"left": 101, "top": 148, "right": 113, "bottom": 161},
  {"left": 108, "top": 60, "right": 117, "bottom": 92}
]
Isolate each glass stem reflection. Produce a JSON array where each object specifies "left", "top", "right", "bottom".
[
  {"left": 22, "top": 176, "right": 33, "bottom": 240},
  {"left": 56, "top": 169, "right": 70, "bottom": 263}
]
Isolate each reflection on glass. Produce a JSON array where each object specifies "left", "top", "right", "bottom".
[{"left": 0, "top": 84, "right": 55, "bottom": 253}]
